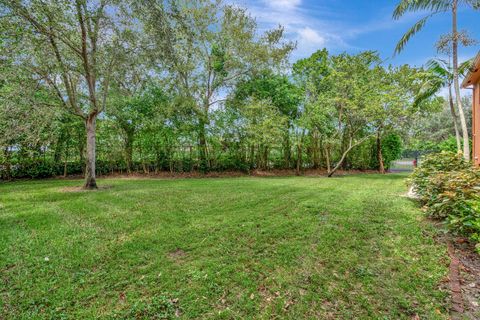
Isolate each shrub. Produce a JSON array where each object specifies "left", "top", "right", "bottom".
[
  {"left": 382, "top": 133, "right": 403, "bottom": 170},
  {"left": 409, "top": 151, "right": 480, "bottom": 252}
]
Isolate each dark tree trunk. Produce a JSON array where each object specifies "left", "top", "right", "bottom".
[
  {"left": 249, "top": 144, "right": 255, "bottom": 169},
  {"left": 377, "top": 130, "right": 385, "bottom": 174},
  {"left": 312, "top": 130, "right": 320, "bottom": 169},
  {"left": 296, "top": 144, "right": 302, "bottom": 176},
  {"left": 2, "top": 147, "right": 12, "bottom": 181},
  {"left": 83, "top": 115, "right": 97, "bottom": 189},
  {"left": 54, "top": 127, "right": 67, "bottom": 163},
  {"left": 283, "top": 130, "right": 291, "bottom": 168}
]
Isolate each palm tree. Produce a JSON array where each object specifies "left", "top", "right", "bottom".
[
  {"left": 393, "top": 0, "right": 479, "bottom": 161},
  {"left": 415, "top": 58, "right": 472, "bottom": 152}
]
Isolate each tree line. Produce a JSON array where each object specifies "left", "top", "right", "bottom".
[{"left": 0, "top": 0, "right": 460, "bottom": 188}]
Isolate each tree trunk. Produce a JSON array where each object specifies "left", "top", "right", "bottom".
[
  {"left": 324, "top": 145, "right": 331, "bottom": 173},
  {"left": 198, "top": 116, "right": 208, "bottom": 173},
  {"left": 249, "top": 144, "right": 255, "bottom": 169},
  {"left": 84, "top": 115, "right": 97, "bottom": 189},
  {"left": 452, "top": 0, "right": 470, "bottom": 161},
  {"left": 377, "top": 130, "right": 385, "bottom": 174},
  {"left": 328, "top": 136, "right": 370, "bottom": 177},
  {"left": 2, "top": 147, "right": 12, "bottom": 181},
  {"left": 54, "top": 127, "right": 67, "bottom": 163},
  {"left": 283, "top": 130, "right": 291, "bottom": 168},
  {"left": 448, "top": 84, "right": 462, "bottom": 152},
  {"left": 124, "top": 128, "right": 134, "bottom": 174},
  {"left": 263, "top": 146, "right": 269, "bottom": 170},
  {"left": 312, "top": 130, "right": 320, "bottom": 169},
  {"left": 296, "top": 144, "right": 302, "bottom": 176}
]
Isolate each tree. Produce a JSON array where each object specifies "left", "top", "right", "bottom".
[
  {"left": 229, "top": 71, "right": 302, "bottom": 168},
  {"left": 1, "top": 0, "right": 134, "bottom": 188},
  {"left": 368, "top": 65, "right": 436, "bottom": 173},
  {"left": 294, "top": 50, "right": 381, "bottom": 177},
  {"left": 415, "top": 58, "right": 473, "bottom": 152},
  {"left": 393, "top": 0, "right": 479, "bottom": 161},
  {"left": 138, "top": 0, "right": 294, "bottom": 172},
  {"left": 238, "top": 98, "right": 287, "bottom": 170}
]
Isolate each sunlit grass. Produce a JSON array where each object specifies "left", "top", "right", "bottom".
[{"left": 0, "top": 174, "right": 448, "bottom": 319}]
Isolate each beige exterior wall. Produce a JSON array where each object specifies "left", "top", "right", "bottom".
[{"left": 474, "top": 83, "right": 480, "bottom": 166}]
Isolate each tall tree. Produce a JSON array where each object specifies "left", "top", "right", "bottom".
[
  {"left": 1, "top": 0, "right": 133, "bottom": 188},
  {"left": 393, "top": 0, "right": 479, "bottom": 161},
  {"left": 138, "top": 0, "right": 294, "bottom": 172},
  {"left": 229, "top": 71, "right": 302, "bottom": 168},
  {"left": 415, "top": 58, "right": 473, "bottom": 152}
]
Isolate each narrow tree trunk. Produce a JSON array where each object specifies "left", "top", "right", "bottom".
[
  {"left": 448, "top": 84, "right": 462, "bottom": 152},
  {"left": 324, "top": 146, "right": 331, "bottom": 173},
  {"left": 198, "top": 116, "right": 208, "bottom": 173},
  {"left": 377, "top": 130, "right": 385, "bottom": 174},
  {"left": 84, "top": 115, "right": 97, "bottom": 189},
  {"left": 296, "top": 144, "right": 302, "bottom": 176},
  {"left": 249, "top": 144, "right": 255, "bottom": 169},
  {"left": 328, "top": 136, "right": 370, "bottom": 177},
  {"left": 2, "top": 147, "right": 12, "bottom": 181},
  {"left": 452, "top": 0, "right": 470, "bottom": 160},
  {"left": 124, "top": 128, "right": 134, "bottom": 174},
  {"left": 283, "top": 130, "right": 291, "bottom": 168},
  {"left": 63, "top": 141, "right": 69, "bottom": 178},
  {"left": 54, "top": 127, "right": 67, "bottom": 163},
  {"left": 312, "top": 130, "right": 320, "bottom": 169},
  {"left": 263, "top": 146, "right": 269, "bottom": 170}
]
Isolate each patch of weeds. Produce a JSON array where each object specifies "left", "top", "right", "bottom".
[{"left": 113, "top": 295, "right": 180, "bottom": 319}]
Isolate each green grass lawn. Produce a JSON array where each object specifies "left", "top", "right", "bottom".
[{"left": 0, "top": 174, "right": 449, "bottom": 319}]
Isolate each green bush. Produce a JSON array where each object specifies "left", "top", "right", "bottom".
[{"left": 410, "top": 151, "right": 480, "bottom": 252}]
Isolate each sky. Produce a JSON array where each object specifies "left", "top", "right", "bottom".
[{"left": 234, "top": 0, "right": 480, "bottom": 67}]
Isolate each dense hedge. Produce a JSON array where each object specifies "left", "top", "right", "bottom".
[
  {"left": 1, "top": 133, "right": 403, "bottom": 180},
  {"left": 410, "top": 151, "right": 480, "bottom": 253}
]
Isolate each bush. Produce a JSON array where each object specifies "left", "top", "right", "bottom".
[
  {"left": 410, "top": 151, "right": 480, "bottom": 252},
  {"left": 382, "top": 133, "right": 402, "bottom": 170}
]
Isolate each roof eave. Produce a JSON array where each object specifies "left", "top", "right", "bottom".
[{"left": 462, "top": 51, "right": 480, "bottom": 88}]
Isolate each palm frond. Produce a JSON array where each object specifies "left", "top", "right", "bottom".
[
  {"left": 464, "top": 0, "right": 480, "bottom": 10},
  {"left": 393, "top": 0, "right": 450, "bottom": 20},
  {"left": 394, "top": 15, "right": 431, "bottom": 55},
  {"left": 425, "top": 58, "right": 450, "bottom": 79},
  {"left": 414, "top": 78, "right": 444, "bottom": 107},
  {"left": 459, "top": 58, "right": 475, "bottom": 77}
]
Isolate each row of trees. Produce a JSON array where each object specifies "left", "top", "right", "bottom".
[{"left": 0, "top": 0, "right": 460, "bottom": 188}]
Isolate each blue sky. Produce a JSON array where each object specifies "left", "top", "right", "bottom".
[{"left": 235, "top": 0, "right": 479, "bottom": 67}]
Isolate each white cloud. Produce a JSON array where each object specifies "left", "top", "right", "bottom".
[
  {"left": 298, "top": 27, "right": 326, "bottom": 46},
  {"left": 263, "top": 0, "right": 301, "bottom": 10}
]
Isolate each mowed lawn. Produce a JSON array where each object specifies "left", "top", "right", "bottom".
[{"left": 0, "top": 175, "right": 449, "bottom": 319}]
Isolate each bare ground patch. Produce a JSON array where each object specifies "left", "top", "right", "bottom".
[
  {"left": 60, "top": 185, "right": 113, "bottom": 192},
  {"left": 167, "top": 248, "right": 187, "bottom": 263}
]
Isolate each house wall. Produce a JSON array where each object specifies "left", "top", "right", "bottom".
[{"left": 475, "top": 82, "right": 480, "bottom": 166}]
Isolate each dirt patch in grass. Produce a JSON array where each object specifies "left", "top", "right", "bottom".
[
  {"left": 167, "top": 248, "right": 187, "bottom": 263},
  {"left": 60, "top": 185, "right": 113, "bottom": 192}
]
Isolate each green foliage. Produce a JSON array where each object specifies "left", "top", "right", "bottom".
[
  {"left": 382, "top": 133, "right": 403, "bottom": 169},
  {"left": 410, "top": 151, "right": 480, "bottom": 252}
]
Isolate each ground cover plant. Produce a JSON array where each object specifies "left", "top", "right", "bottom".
[
  {"left": 410, "top": 151, "right": 480, "bottom": 252},
  {"left": 0, "top": 174, "right": 449, "bottom": 319}
]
